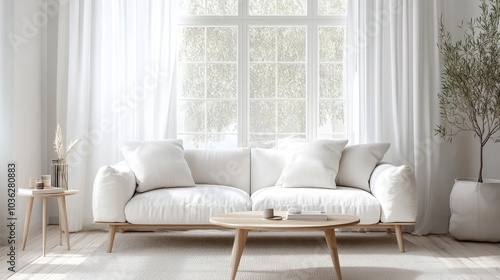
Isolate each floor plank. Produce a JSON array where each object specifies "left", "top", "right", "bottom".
[
  {"left": 1, "top": 227, "right": 500, "bottom": 279},
  {"left": 407, "top": 234, "right": 500, "bottom": 280}
]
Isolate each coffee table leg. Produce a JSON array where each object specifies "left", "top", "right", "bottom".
[
  {"left": 230, "top": 229, "right": 248, "bottom": 280},
  {"left": 324, "top": 229, "right": 342, "bottom": 280}
]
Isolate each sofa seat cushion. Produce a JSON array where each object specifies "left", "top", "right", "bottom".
[
  {"left": 251, "top": 186, "right": 381, "bottom": 224},
  {"left": 124, "top": 184, "right": 251, "bottom": 224}
]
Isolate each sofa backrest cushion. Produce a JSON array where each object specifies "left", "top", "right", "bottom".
[
  {"left": 184, "top": 148, "right": 250, "bottom": 193},
  {"left": 250, "top": 148, "right": 291, "bottom": 193}
]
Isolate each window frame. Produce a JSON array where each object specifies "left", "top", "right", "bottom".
[{"left": 176, "top": 0, "right": 347, "bottom": 149}]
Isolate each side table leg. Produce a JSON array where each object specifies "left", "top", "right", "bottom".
[
  {"left": 230, "top": 229, "right": 248, "bottom": 280},
  {"left": 42, "top": 197, "right": 47, "bottom": 257},
  {"left": 324, "top": 229, "right": 342, "bottom": 280},
  {"left": 22, "top": 197, "right": 34, "bottom": 251},
  {"left": 59, "top": 214, "right": 62, "bottom": 246},
  {"left": 57, "top": 197, "right": 65, "bottom": 246},
  {"left": 58, "top": 196, "right": 71, "bottom": 250}
]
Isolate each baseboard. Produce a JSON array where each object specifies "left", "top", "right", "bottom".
[
  {"left": 83, "top": 221, "right": 107, "bottom": 231},
  {"left": 46, "top": 217, "right": 106, "bottom": 232},
  {"left": 48, "top": 216, "right": 59, "bottom": 225}
]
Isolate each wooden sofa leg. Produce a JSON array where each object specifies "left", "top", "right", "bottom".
[
  {"left": 394, "top": 225, "right": 405, "bottom": 252},
  {"left": 107, "top": 225, "right": 117, "bottom": 253}
]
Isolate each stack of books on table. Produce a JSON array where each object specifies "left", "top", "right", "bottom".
[
  {"left": 286, "top": 211, "right": 328, "bottom": 221},
  {"left": 18, "top": 186, "right": 65, "bottom": 195}
]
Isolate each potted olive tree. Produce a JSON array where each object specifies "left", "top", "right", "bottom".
[{"left": 436, "top": 0, "right": 500, "bottom": 242}]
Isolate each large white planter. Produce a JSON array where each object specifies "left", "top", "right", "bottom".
[{"left": 449, "top": 178, "right": 500, "bottom": 242}]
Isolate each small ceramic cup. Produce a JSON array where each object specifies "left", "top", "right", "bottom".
[
  {"left": 29, "top": 177, "right": 37, "bottom": 188},
  {"left": 41, "top": 175, "right": 51, "bottom": 187},
  {"left": 35, "top": 181, "right": 44, "bottom": 189},
  {"left": 263, "top": 208, "right": 274, "bottom": 219}
]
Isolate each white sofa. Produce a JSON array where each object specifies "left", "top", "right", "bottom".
[{"left": 93, "top": 140, "right": 417, "bottom": 253}]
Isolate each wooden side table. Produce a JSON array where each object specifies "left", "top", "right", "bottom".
[{"left": 18, "top": 189, "right": 78, "bottom": 257}]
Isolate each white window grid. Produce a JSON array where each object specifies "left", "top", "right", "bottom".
[{"left": 177, "top": 1, "right": 347, "bottom": 149}]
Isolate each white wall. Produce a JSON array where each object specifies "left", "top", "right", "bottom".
[
  {"left": 0, "top": 0, "right": 49, "bottom": 247},
  {"left": 45, "top": 0, "right": 60, "bottom": 224},
  {"left": 13, "top": 0, "right": 48, "bottom": 240},
  {"left": 0, "top": 0, "right": 14, "bottom": 246}
]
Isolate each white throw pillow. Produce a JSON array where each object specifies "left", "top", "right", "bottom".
[
  {"left": 335, "top": 143, "right": 390, "bottom": 192},
  {"left": 250, "top": 148, "right": 290, "bottom": 193},
  {"left": 276, "top": 139, "right": 348, "bottom": 189},
  {"left": 370, "top": 163, "right": 417, "bottom": 222},
  {"left": 117, "top": 139, "right": 195, "bottom": 192},
  {"left": 92, "top": 161, "right": 136, "bottom": 222}
]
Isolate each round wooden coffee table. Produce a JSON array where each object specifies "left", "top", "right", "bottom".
[{"left": 210, "top": 211, "right": 359, "bottom": 280}]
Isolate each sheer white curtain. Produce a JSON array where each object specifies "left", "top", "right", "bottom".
[
  {"left": 347, "top": 0, "right": 453, "bottom": 234},
  {"left": 57, "top": 0, "right": 178, "bottom": 231}
]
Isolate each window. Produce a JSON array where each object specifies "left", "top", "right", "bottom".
[{"left": 177, "top": 0, "right": 346, "bottom": 149}]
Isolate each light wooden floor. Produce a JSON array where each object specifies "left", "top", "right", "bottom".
[{"left": 1, "top": 225, "right": 499, "bottom": 279}]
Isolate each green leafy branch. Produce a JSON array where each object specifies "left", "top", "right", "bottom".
[{"left": 436, "top": 0, "right": 500, "bottom": 182}]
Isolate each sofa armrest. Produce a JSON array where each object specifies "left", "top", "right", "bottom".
[
  {"left": 369, "top": 163, "right": 417, "bottom": 223},
  {"left": 93, "top": 161, "right": 136, "bottom": 223}
]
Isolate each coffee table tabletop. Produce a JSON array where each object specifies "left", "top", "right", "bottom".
[
  {"left": 210, "top": 211, "right": 359, "bottom": 280},
  {"left": 210, "top": 211, "right": 359, "bottom": 230}
]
